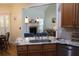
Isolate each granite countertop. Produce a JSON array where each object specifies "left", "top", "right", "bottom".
[
  {"left": 15, "top": 37, "right": 79, "bottom": 47},
  {"left": 15, "top": 37, "right": 56, "bottom": 45}
]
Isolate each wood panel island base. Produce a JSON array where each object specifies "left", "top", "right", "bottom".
[
  {"left": 16, "top": 43, "right": 79, "bottom": 56},
  {"left": 16, "top": 44, "right": 56, "bottom": 56}
]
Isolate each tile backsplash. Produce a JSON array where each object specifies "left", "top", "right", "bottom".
[{"left": 61, "top": 28, "right": 72, "bottom": 40}]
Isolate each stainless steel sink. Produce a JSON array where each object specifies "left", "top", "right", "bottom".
[{"left": 29, "top": 39, "right": 51, "bottom": 43}]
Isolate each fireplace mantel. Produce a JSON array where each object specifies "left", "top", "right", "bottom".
[{"left": 25, "top": 23, "right": 39, "bottom": 27}]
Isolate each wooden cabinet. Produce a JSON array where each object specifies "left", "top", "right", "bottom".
[
  {"left": 16, "top": 43, "right": 79, "bottom": 56},
  {"left": 16, "top": 44, "right": 56, "bottom": 56},
  {"left": 75, "top": 4, "right": 79, "bottom": 27},
  {"left": 61, "top": 3, "right": 74, "bottom": 27},
  {"left": 61, "top": 3, "right": 79, "bottom": 28},
  {"left": 42, "top": 44, "right": 56, "bottom": 56},
  {"left": 28, "top": 45, "right": 42, "bottom": 56},
  {"left": 17, "top": 45, "right": 28, "bottom": 56}
]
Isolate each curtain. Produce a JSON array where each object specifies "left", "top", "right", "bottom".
[{"left": 0, "top": 15, "right": 10, "bottom": 35}]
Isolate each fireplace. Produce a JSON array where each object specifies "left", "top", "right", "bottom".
[
  {"left": 29, "top": 27, "right": 37, "bottom": 34},
  {"left": 25, "top": 23, "right": 39, "bottom": 34}
]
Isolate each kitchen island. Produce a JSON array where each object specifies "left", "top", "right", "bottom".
[{"left": 15, "top": 37, "right": 79, "bottom": 56}]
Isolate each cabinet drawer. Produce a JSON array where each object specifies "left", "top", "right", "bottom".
[
  {"left": 28, "top": 45, "right": 42, "bottom": 52},
  {"left": 43, "top": 44, "right": 56, "bottom": 51}
]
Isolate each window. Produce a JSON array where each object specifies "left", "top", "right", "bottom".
[{"left": 0, "top": 15, "right": 10, "bottom": 35}]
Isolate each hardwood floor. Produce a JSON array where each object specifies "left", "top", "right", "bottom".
[{"left": 0, "top": 44, "right": 17, "bottom": 56}]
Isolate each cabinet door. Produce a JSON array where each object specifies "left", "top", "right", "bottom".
[
  {"left": 43, "top": 44, "right": 56, "bottom": 51},
  {"left": 28, "top": 45, "right": 42, "bottom": 56},
  {"left": 17, "top": 45, "right": 28, "bottom": 56},
  {"left": 61, "top": 3, "right": 74, "bottom": 27},
  {"left": 75, "top": 4, "right": 79, "bottom": 27},
  {"left": 43, "top": 44, "right": 56, "bottom": 56}
]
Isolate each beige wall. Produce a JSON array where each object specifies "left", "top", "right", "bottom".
[
  {"left": 10, "top": 4, "right": 34, "bottom": 43},
  {"left": 0, "top": 4, "right": 34, "bottom": 43},
  {"left": 0, "top": 4, "right": 11, "bottom": 14}
]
